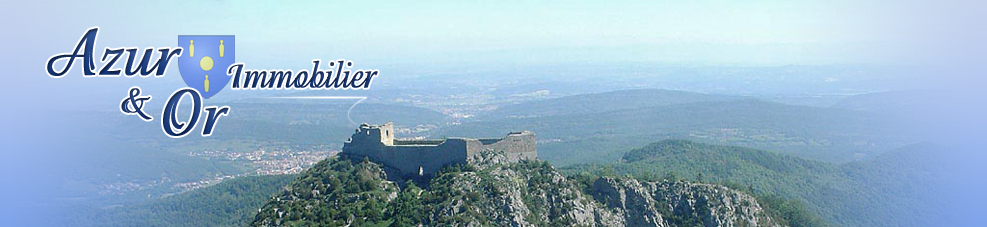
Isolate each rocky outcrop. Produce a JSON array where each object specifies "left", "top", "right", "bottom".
[
  {"left": 593, "top": 178, "right": 780, "bottom": 227},
  {"left": 427, "top": 151, "right": 623, "bottom": 226}
]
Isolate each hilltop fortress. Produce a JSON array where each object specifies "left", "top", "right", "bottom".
[{"left": 341, "top": 122, "right": 536, "bottom": 179}]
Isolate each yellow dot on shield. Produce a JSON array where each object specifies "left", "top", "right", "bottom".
[{"left": 200, "top": 56, "right": 214, "bottom": 71}]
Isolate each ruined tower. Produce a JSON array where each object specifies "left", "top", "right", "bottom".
[{"left": 341, "top": 122, "right": 537, "bottom": 179}]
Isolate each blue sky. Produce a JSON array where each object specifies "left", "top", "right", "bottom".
[
  {"left": 4, "top": 0, "right": 913, "bottom": 66},
  {"left": 1, "top": 0, "right": 981, "bottom": 133},
  {"left": 3, "top": 0, "right": 950, "bottom": 107},
  {"left": 0, "top": 0, "right": 921, "bottom": 112}
]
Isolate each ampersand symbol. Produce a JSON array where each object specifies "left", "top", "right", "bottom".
[{"left": 120, "top": 87, "right": 153, "bottom": 121}]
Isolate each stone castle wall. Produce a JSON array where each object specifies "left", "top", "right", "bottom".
[{"left": 341, "top": 122, "right": 536, "bottom": 179}]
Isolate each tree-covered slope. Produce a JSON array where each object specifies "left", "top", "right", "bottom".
[
  {"left": 63, "top": 174, "right": 298, "bottom": 227},
  {"left": 562, "top": 140, "right": 942, "bottom": 227}
]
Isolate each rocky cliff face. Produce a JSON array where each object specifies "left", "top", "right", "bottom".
[
  {"left": 252, "top": 150, "right": 782, "bottom": 226},
  {"left": 592, "top": 178, "right": 776, "bottom": 227}
]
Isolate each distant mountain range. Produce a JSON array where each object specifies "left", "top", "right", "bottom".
[
  {"left": 832, "top": 89, "right": 941, "bottom": 120},
  {"left": 474, "top": 89, "right": 743, "bottom": 120},
  {"left": 440, "top": 89, "right": 916, "bottom": 165}
]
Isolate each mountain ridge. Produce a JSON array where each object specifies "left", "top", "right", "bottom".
[
  {"left": 251, "top": 150, "right": 793, "bottom": 226},
  {"left": 476, "top": 89, "right": 744, "bottom": 120},
  {"left": 441, "top": 98, "right": 909, "bottom": 164}
]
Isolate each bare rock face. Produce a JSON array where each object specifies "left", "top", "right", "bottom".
[
  {"left": 593, "top": 178, "right": 666, "bottom": 226},
  {"left": 426, "top": 150, "right": 623, "bottom": 226},
  {"left": 592, "top": 177, "right": 782, "bottom": 227}
]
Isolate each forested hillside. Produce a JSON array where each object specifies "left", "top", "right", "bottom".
[
  {"left": 562, "top": 140, "right": 943, "bottom": 226},
  {"left": 63, "top": 175, "right": 297, "bottom": 227}
]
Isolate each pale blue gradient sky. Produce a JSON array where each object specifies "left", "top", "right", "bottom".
[
  {"left": 0, "top": 0, "right": 934, "bottom": 110},
  {"left": 4, "top": 0, "right": 908, "bottom": 65}
]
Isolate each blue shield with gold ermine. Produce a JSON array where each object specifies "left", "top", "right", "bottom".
[{"left": 178, "top": 35, "right": 235, "bottom": 99}]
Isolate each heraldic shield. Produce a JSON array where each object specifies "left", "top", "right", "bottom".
[{"left": 178, "top": 35, "right": 234, "bottom": 99}]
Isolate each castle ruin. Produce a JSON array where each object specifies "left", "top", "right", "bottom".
[{"left": 341, "top": 122, "right": 537, "bottom": 179}]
